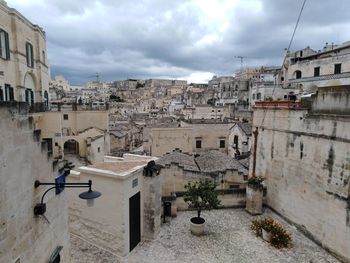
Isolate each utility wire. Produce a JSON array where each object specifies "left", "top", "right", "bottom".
[{"left": 259, "top": 0, "right": 307, "bottom": 127}]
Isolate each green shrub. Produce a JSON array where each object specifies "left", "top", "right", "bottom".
[{"left": 250, "top": 217, "right": 292, "bottom": 248}]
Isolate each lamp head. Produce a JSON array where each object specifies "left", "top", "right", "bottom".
[{"left": 79, "top": 190, "right": 101, "bottom": 207}]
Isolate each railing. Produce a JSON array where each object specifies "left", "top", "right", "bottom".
[{"left": 254, "top": 101, "right": 305, "bottom": 109}]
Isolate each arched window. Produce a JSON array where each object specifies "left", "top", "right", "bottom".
[{"left": 295, "top": 70, "right": 302, "bottom": 79}]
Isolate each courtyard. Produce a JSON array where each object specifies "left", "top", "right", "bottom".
[
  {"left": 127, "top": 208, "right": 340, "bottom": 263},
  {"left": 71, "top": 208, "right": 341, "bottom": 263}
]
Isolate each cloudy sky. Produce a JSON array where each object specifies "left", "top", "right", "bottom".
[{"left": 7, "top": 0, "right": 350, "bottom": 84}]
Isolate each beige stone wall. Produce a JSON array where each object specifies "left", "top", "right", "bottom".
[
  {"left": 160, "top": 164, "right": 246, "bottom": 196},
  {"left": 150, "top": 127, "right": 193, "bottom": 156},
  {"left": 0, "top": 2, "right": 50, "bottom": 102},
  {"left": 34, "top": 111, "right": 109, "bottom": 159},
  {"left": 0, "top": 105, "right": 70, "bottom": 263},
  {"left": 192, "top": 123, "right": 233, "bottom": 154},
  {"left": 253, "top": 107, "right": 350, "bottom": 262},
  {"left": 149, "top": 123, "right": 233, "bottom": 156}
]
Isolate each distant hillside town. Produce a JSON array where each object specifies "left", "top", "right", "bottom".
[{"left": 1, "top": 0, "right": 349, "bottom": 262}]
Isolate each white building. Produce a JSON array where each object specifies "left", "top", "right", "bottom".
[{"left": 281, "top": 41, "right": 350, "bottom": 94}]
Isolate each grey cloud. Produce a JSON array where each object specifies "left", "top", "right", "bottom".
[{"left": 8, "top": 0, "right": 350, "bottom": 83}]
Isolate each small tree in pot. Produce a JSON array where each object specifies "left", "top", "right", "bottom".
[{"left": 183, "top": 179, "right": 221, "bottom": 236}]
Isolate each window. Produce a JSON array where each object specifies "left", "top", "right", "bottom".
[
  {"left": 0, "top": 29, "right": 10, "bottom": 60},
  {"left": 0, "top": 86, "right": 3, "bottom": 101},
  {"left": 334, "top": 63, "right": 341, "bottom": 74},
  {"left": 314, "top": 67, "right": 320, "bottom": 77},
  {"left": 26, "top": 42, "right": 34, "bottom": 68},
  {"left": 295, "top": 70, "right": 302, "bottom": 79},
  {"left": 25, "top": 89, "right": 34, "bottom": 105},
  {"left": 196, "top": 140, "right": 202, "bottom": 149},
  {"left": 63, "top": 114, "right": 68, "bottom": 120},
  {"left": 252, "top": 94, "right": 256, "bottom": 100},
  {"left": 218, "top": 110, "right": 221, "bottom": 112},
  {"left": 256, "top": 93, "right": 261, "bottom": 100},
  {"left": 97, "top": 147, "right": 100, "bottom": 153},
  {"left": 219, "top": 139, "right": 225, "bottom": 148},
  {"left": 42, "top": 50, "right": 46, "bottom": 64},
  {"left": 4, "top": 84, "right": 14, "bottom": 102}
]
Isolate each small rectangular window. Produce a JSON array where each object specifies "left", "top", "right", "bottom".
[
  {"left": 334, "top": 63, "right": 341, "bottom": 74},
  {"left": 63, "top": 114, "right": 68, "bottom": 120},
  {"left": 97, "top": 147, "right": 100, "bottom": 153},
  {"left": 314, "top": 67, "right": 320, "bottom": 77},
  {"left": 42, "top": 50, "right": 46, "bottom": 64},
  {"left": 0, "top": 86, "right": 3, "bottom": 101},
  {"left": 196, "top": 140, "right": 202, "bottom": 149},
  {"left": 26, "top": 42, "right": 34, "bottom": 68},
  {"left": 220, "top": 140, "right": 225, "bottom": 148},
  {"left": 0, "top": 29, "right": 10, "bottom": 60},
  {"left": 132, "top": 178, "right": 138, "bottom": 188}
]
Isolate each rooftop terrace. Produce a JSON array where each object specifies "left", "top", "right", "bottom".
[{"left": 71, "top": 208, "right": 340, "bottom": 263}]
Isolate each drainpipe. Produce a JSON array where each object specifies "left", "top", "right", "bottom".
[{"left": 251, "top": 127, "right": 259, "bottom": 178}]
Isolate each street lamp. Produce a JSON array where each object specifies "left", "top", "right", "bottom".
[{"left": 34, "top": 179, "right": 101, "bottom": 215}]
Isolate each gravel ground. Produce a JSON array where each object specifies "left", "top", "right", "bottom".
[
  {"left": 70, "top": 208, "right": 340, "bottom": 263},
  {"left": 127, "top": 208, "right": 340, "bottom": 263}
]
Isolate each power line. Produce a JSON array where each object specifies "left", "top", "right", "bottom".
[{"left": 259, "top": 0, "right": 307, "bottom": 127}]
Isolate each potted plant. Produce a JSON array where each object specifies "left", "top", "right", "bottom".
[
  {"left": 250, "top": 217, "right": 292, "bottom": 248},
  {"left": 246, "top": 176, "right": 265, "bottom": 215},
  {"left": 183, "top": 179, "right": 221, "bottom": 236}
]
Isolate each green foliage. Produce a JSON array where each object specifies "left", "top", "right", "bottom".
[
  {"left": 250, "top": 217, "right": 292, "bottom": 248},
  {"left": 183, "top": 179, "right": 221, "bottom": 218},
  {"left": 265, "top": 96, "right": 273, "bottom": 102},
  {"left": 247, "top": 176, "right": 265, "bottom": 186},
  {"left": 110, "top": 94, "right": 125, "bottom": 102}
]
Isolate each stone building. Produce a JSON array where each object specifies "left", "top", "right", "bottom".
[
  {"left": 68, "top": 154, "right": 160, "bottom": 259},
  {"left": 281, "top": 41, "right": 350, "bottom": 94},
  {"left": 228, "top": 122, "right": 252, "bottom": 158},
  {"left": 252, "top": 86, "right": 350, "bottom": 262},
  {"left": 147, "top": 119, "right": 234, "bottom": 156},
  {"left": 0, "top": 1, "right": 50, "bottom": 107},
  {"left": 157, "top": 150, "right": 248, "bottom": 210},
  {"left": 0, "top": 103, "right": 70, "bottom": 262},
  {"left": 34, "top": 111, "right": 110, "bottom": 163},
  {"left": 181, "top": 104, "right": 230, "bottom": 120}
]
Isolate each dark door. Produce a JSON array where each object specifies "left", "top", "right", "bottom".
[{"left": 129, "top": 192, "right": 141, "bottom": 252}]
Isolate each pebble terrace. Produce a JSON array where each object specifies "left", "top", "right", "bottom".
[{"left": 71, "top": 208, "right": 340, "bottom": 263}]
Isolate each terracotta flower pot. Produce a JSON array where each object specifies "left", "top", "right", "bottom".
[
  {"left": 190, "top": 217, "right": 205, "bottom": 236},
  {"left": 262, "top": 229, "right": 272, "bottom": 242}
]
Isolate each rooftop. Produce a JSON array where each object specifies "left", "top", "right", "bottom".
[
  {"left": 70, "top": 208, "right": 340, "bottom": 262},
  {"left": 157, "top": 151, "right": 199, "bottom": 172},
  {"left": 195, "top": 150, "right": 248, "bottom": 175}
]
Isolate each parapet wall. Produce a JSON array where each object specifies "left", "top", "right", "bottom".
[
  {"left": 0, "top": 103, "right": 70, "bottom": 263},
  {"left": 253, "top": 105, "right": 350, "bottom": 262}
]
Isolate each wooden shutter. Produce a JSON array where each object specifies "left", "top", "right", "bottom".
[
  {"left": 30, "top": 44, "right": 34, "bottom": 67},
  {"left": 26, "top": 43, "right": 30, "bottom": 66},
  {"left": 30, "top": 90, "right": 34, "bottom": 104},
  {"left": 5, "top": 31, "right": 9, "bottom": 60},
  {"left": 9, "top": 86, "right": 14, "bottom": 101}
]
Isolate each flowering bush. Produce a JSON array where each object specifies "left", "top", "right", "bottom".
[{"left": 250, "top": 217, "right": 292, "bottom": 248}]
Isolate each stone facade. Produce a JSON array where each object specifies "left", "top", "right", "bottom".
[
  {"left": 281, "top": 41, "right": 350, "bottom": 93},
  {"left": 0, "top": 103, "right": 70, "bottom": 263},
  {"left": 0, "top": 1, "right": 50, "bottom": 105},
  {"left": 252, "top": 86, "right": 350, "bottom": 262},
  {"left": 34, "top": 111, "right": 110, "bottom": 161}
]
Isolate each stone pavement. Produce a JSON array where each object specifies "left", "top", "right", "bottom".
[
  {"left": 127, "top": 208, "right": 340, "bottom": 263},
  {"left": 71, "top": 208, "right": 340, "bottom": 263}
]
